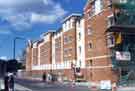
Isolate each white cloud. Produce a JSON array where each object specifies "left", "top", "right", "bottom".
[
  {"left": 31, "top": 1, "right": 67, "bottom": 24},
  {"left": 0, "top": 0, "right": 40, "bottom": 7},
  {"left": 31, "top": 13, "right": 57, "bottom": 23},
  {"left": 0, "top": 56, "right": 8, "bottom": 60},
  {"left": 0, "top": 0, "right": 68, "bottom": 31},
  {"left": 5, "top": 14, "right": 31, "bottom": 31}
]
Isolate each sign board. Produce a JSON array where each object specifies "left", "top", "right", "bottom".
[
  {"left": 116, "top": 51, "right": 131, "bottom": 61},
  {"left": 100, "top": 80, "right": 111, "bottom": 90}
]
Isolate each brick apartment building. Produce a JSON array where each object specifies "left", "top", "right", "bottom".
[
  {"left": 26, "top": 0, "right": 135, "bottom": 84},
  {"left": 31, "top": 32, "right": 54, "bottom": 76},
  {"left": 26, "top": 14, "right": 85, "bottom": 81},
  {"left": 84, "top": 0, "right": 118, "bottom": 83},
  {"left": 62, "top": 14, "right": 83, "bottom": 80}
]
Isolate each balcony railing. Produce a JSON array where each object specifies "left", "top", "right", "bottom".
[
  {"left": 111, "top": 0, "right": 135, "bottom": 9},
  {"left": 107, "top": 13, "right": 135, "bottom": 29},
  {"left": 108, "top": 0, "right": 135, "bottom": 27}
]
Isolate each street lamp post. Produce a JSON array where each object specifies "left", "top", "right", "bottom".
[{"left": 13, "top": 37, "right": 27, "bottom": 60}]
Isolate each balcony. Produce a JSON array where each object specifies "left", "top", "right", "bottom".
[
  {"left": 111, "top": 0, "right": 135, "bottom": 9},
  {"left": 107, "top": 13, "right": 135, "bottom": 33},
  {"left": 107, "top": 0, "right": 135, "bottom": 32}
]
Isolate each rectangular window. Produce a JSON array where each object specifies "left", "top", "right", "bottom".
[
  {"left": 69, "top": 48, "right": 72, "bottom": 52},
  {"left": 76, "top": 67, "right": 80, "bottom": 73},
  {"left": 88, "top": 42, "right": 92, "bottom": 49},
  {"left": 107, "top": 15, "right": 115, "bottom": 28},
  {"left": 100, "top": 0, "right": 104, "bottom": 10},
  {"left": 79, "top": 46, "right": 81, "bottom": 53},
  {"left": 63, "top": 23, "right": 66, "bottom": 31},
  {"left": 88, "top": 2, "right": 95, "bottom": 18},
  {"left": 55, "top": 42, "right": 60, "bottom": 48},
  {"left": 107, "top": 0, "right": 112, "bottom": 6},
  {"left": 92, "top": 2, "right": 95, "bottom": 14},
  {"left": 64, "top": 36, "right": 73, "bottom": 44},
  {"left": 64, "top": 36, "right": 68, "bottom": 44},
  {"left": 69, "top": 36, "right": 73, "bottom": 42},
  {"left": 88, "top": 28, "right": 93, "bottom": 35},
  {"left": 79, "top": 32, "right": 81, "bottom": 40},
  {"left": 89, "top": 60, "right": 93, "bottom": 66},
  {"left": 107, "top": 33, "right": 115, "bottom": 48},
  {"left": 64, "top": 48, "right": 68, "bottom": 54},
  {"left": 95, "top": 0, "right": 104, "bottom": 14}
]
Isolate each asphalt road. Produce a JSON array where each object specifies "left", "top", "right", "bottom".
[{"left": 15, "top": 78, "right": 90, "bottom": 91}]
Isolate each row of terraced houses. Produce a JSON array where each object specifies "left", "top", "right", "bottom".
[{"left": 26, "top": 0, "right": 135, "bottom": 84}]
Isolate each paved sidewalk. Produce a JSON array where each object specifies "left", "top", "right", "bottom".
[
  {"left": 117, "top": 86, "right": 135, "bottom": 91},
  {"left": 18, "top": 77, "right": 91, "bottom": 87},
  {"left": 15, "top": 83, "right": 32, "bottom": 91},
  {"left": 63, "top": 81, "right": 91, "bottom": 87},
  {"left": 0, "top": 79, "right": 32, "bottom": 91}
]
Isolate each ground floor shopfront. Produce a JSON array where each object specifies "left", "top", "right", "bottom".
[{"left": 107, "top": 27, "right": 135, "bottom": 85}]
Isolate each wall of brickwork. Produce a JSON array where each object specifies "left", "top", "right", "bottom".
[
  {"left": 84, "top": 0, "right": 118, "bottom": 83},
  {"left": 26, "top": 46, "right": 32, "bottom": 72}
]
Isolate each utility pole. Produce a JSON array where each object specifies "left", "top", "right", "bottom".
[
  {"left": 13, "top": 38, "right": 16, "bottom": 60},
  {"left": 13, "top": 37, "right": 27, "bottom": 60}
]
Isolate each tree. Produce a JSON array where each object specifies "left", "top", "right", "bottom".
[{"left": 19, "top": 49, "right": 26, "bottom": 62}]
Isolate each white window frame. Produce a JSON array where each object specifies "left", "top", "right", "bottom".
[
  {"left": 88, "top": 28, "right": 93, "bottom": 35},
  {"left": 107, "top": 33, "right": 115, "bottom": 48}
]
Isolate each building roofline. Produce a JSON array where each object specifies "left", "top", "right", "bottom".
[
  {"left": 40, "top": 31, "right": 56, "bottom": 38},
  {"left": 62, "top": 13, "right": 82, "bottom": 23},
  {"left": 84, "top": 0, "right": 95, "bottom": 10}
]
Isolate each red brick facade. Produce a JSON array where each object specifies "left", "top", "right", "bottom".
[
  {"left": 26, "top": 40, "right": 33, "bottom": 76},
  {"left": 84, "top": 0, "right": 118, "bottom": 83},
  {"left": 26, "top": 0, "right": 119, "bottom": 83},
  {"left": 32, "top": 47, "right": 38, "bottom": 66},
  {"left": 63, "top": 29, "right": 76, "bottom": 61},
  {"left": 26, "top": 46, "right": 32, "bottom": 72},
  {"left": 40, "top": 41, "right": 52, "bottom": 64}
]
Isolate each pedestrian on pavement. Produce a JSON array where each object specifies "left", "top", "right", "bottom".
[
  {"left": 47, "top": 73, "right": 52, "bottom": 83},
  {"left": 42, "top": 72, "right": 46, "bottom": 82},
  {"left": 9, "top": 73, "right": 14, "bottom": 91},
  {"left": 51, "top": 73, "right": 55, "bottom": 83},
  {"left": 4, "top": 73, "right": 10, "bottom": 91}
]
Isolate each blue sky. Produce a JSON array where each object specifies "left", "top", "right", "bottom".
[{"left": 0, "top": 0, "right": 87, "bottom": 60}]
